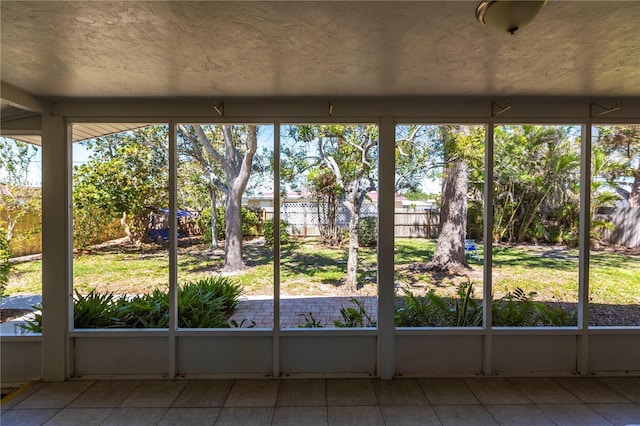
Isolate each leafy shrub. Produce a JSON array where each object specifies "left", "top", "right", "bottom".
[
  {"left": 491, "top": 287, "right": 537, "bottom": 327},
  {"left": 395, "top": 281, "right": 482, "bottom": 327},
  {"left": 492, "top": 287, "right": 577, "bottom": 327},
  {"left": 22, "top": 277, "right": 243, "bottom": 331},
  {"left": 0, "top": 228, "right": 11, "bottom": 296},
  {"left": 358, "top": 217, "right": 377, "bottom": 247},
  {"left": 334, "top": 297, "right": 376, "bottom": 327},
  {"left": 395, "top": 290, "right": 440, "bottom": 327},
  {"left": 74, "top": 290, "right": 126, "bottom": 328},
  {"left": 396, "top": 283, "right": 577, "bottom": 328},
  {"left": 264, "top": 218, "right": 289, "bottom": 246},
  {"left": 199, "top": 206, "right": 263, "bottom": 245},
  {"left": 297, "top": 312, "right": 323, "bottom": 328}
]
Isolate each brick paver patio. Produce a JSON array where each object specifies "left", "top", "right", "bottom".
[{"left": 230, "top": 296, "right": 378, "bottom": 328}]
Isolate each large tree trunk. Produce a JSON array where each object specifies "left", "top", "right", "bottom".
[
  {"left": 222, "top": 189, "right": 245, "bottom": 272},
  {"left": 219, "top": 125, "right": 258, "bottom": 273},
  {"left": 209, "top": 183, "right": 219, "bottom": 250},
  {"left": 427, "top": 159, "right": 469, "bottom": 271}
]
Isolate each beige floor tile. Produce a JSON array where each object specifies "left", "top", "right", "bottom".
[
  {"left": 589, "top": 403, "right": 640, "bottom": 426},
  {"left": 555, "top": 378, "right": 631, "bottom": 403},
  {"left": 326, "top": 379, "right": 377, "bottom": 406},
  {"left": 171, "top": 380, "right": 233, "bottom": 407},
  {"left": 0, "top": 408, "right": 59, "bottom": 426},
  {"left": 215, "top": 407, "right": 274, "bottom": 426},
  {"left": 100, "top": 407, "right": 168, "bottom": 426},
  {"left": 508, "top": 377, "right": 580, "bottom": 404},
  {"left": 328, "top": 406, "right": 384, "bottom": 426},
  {"left": 119, "top": 380, "right": 186, "bottom": 408},
  {"left": 272, "top": 406, "right": 328, "bottom": 426},
  {"left": 224, "top": 380, "right": 279, "bottom": 407},
  {"left": 600, "top": 378, "right": 640, "bottom": 403},
  {"left": 276, "top": 379, "right": 326, "bottom": 406},
  {"left": 14, "top": 381, "right": 95, "bottom": 409},
  {"left": 537, "top": 403, "right": 613, "bottom": 426},
  {"left": 464, "top": 378, "right": 530, "bottom": 405},
  {"left": 43, "top": 408, "right": 113, "bottom": 425},
  {"left": 157, "top": 407, "right": 220, "bottom": 425},
  {"left": 380, "top": 405, "right": 442, "bottom": 425},
  {"left": 417, "top": 378, "right": 480, "bottom": 405},
  {"left": 0, "top": 382, "right": 47, "bottom": 410},
  {"left": 372, "top": 379, "right": 428, "bottom": 406},
  {"left": 485, "top": 404, "right": 554, "bottom": 426},
  {"left": 433, "top": 405, "right": 499, "bottom": 425},
  {"left": 68, "top": 380, "right": 140, "bottom": 408}
]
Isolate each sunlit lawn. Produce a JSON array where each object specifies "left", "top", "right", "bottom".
[{"left": 6, "top": 238, "right": 640, "bottom": 308}]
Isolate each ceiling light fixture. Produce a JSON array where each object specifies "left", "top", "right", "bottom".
[{"left": 476, "top": 0, "right": 547, "bottom": 35}]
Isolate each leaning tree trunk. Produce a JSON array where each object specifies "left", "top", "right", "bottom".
[
  {"left": 222, "top": 189, "right": 246, "bottom": 272},
  {"left": 630, "top": 162, "right": 640, "bottom": 207},
  {"left": 345, "top": 202, "right": 361, "bottom": 291},
  {"left": 427, "top": 159, "right": 469, "bottom": 271}
]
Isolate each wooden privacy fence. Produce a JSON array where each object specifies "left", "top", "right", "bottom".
[
  {"left": 1, "top": 211, "right": 42, "bottom": 257},
  {"left": 264, "top": 206, "right": 440, "bottom": 238},
  {"left": 599, "top": 207, "right": 640, "bottom": 248}
]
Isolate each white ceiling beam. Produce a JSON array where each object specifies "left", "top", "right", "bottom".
[
  {"left": 52, "top": 96, "right": 640, "bottom": 123},
  {"left": 1, "top": 81, "right": 52, "bottom": 114}
]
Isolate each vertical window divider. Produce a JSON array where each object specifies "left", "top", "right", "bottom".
[
  {"left": 168, "top": 121, "right": 178, "bottom": 378},
  {"left": 273, "top": 121, "right": 281, "bottom": 378},
  {"left": 482, "top": 122, "right": 494, "bottom": 376},
  {"left": 577, "top": 123, "right": 592, "bottom": 375},
  {"left": 378, "top": 116, "right": 395, "bottom": 380}
]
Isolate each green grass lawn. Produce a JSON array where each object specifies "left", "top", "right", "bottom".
[{"left": 6, "top": 238, "right": 640, "bottom": 309}]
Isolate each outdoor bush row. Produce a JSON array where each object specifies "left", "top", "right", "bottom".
[
  {"left": 395, "top": 281, "right": 577, "bottom": 327},
  {"left": 22, "top": 277, "right": 242, "bottom": 331}
]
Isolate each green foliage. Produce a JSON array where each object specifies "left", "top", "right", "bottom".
[
  {"left": 395, "top": 281, "right": 482, "bottom": 327},
  {"left": 493, "top": 125, "right": 581, "bottom": 245},
  {"left": 20, "top": 305, "right": 42, "bottom": 333},
  {"left": 21, "top": 277, "right": 243, "bottom": 331},
  {"left": 491, "top": 287, "right": 537, "bottom": 327},
  {"left": 74, "top": 290, "right": 126, "bottom": 328},
  {"left": 73, "top": 126, "right": 169, "bottom": 245},
  {"left": 334, "top": 297, "right": 376, "bottom": 327},
  {"left": 264, "top": 218, "right": 289, "bottom": 246},
  {"left": 492, "top": 287, "right": 577, "bottom": 327},
  {"left": 395, "top": 282, "right": 577, "bottom": 328},
  {"left": 297, "top": 312, "right": 323, "bottom": 328},
  {"left": 229, "top": 318, "right": 257, "bottom": 328},
  {"left": 199, "top": 206, "right": 262, "bottom": 245},
  {"left": 394, "top": 289, "right": 441, "bottom": 327},
  {"left": 0, "top": 228, "right": 11, "bottom": 296},
  {"left": 357, "top": 216, "right": 377, "bottom": 247}
]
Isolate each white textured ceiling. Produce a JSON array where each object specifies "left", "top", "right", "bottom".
[{"left": 1, "top": 1, "right": 639, "bottom": 101}]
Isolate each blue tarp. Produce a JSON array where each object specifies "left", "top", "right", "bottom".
[{"left": 152, "top": 207, "right": 194, "bottom": 218}]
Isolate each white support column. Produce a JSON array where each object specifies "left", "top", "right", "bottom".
[
  {"left": 273, "top": 122, "right": 281, "bottom": 378},
  {"left": 377, "top": 116, "right": 395, "bottom": 379},
  {"left": 483, "top": 123, "right": 495, "bottom": 376},
  {"left": 577, "top": 123, "right": 592, "bottom": 375},
  {"left": 41, "top": 114, "right": 72, "bottom": 381},
  {"left": 168, "top": 122, "right": 178, "bottom": 378}
]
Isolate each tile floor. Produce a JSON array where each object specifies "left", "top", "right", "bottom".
[{"left": 1, "top": 377, "right": 639, "bottom": 425}]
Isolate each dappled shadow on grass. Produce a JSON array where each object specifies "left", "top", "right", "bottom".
[
  {"left": 492, "top": 244, "right": 578, "bottom": 271},
  {"left": 589, "top": 249, "right": 640, "bottom": 269}
]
